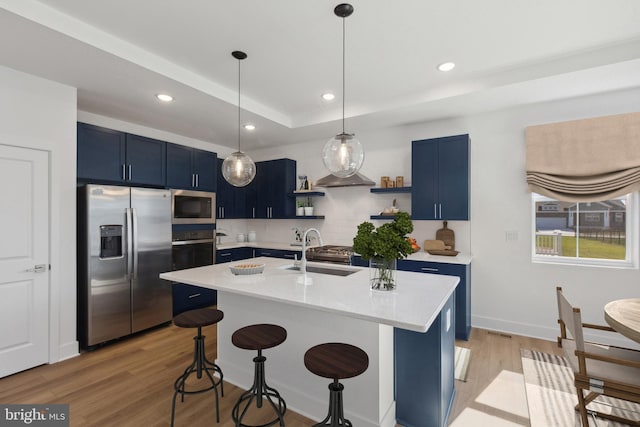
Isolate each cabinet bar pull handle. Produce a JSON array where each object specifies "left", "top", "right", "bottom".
[
  {"left": 220, "top": 253, "right": 231, "bottom": 257},
  {"left": 195, "top": 174, "right": 199, "bottom": 187},
  {"left": 188, "top": 293, "right": 201, "bottom": 299},
  {"left": 434, "top": 203, "right": 437, "bottom": 219},
  {"left": 421, "top": 267, "right": 439, "bottom": 272},
  {"left": 192, "top": 174, "right": 195, "bottom": 187},
  {"left": 128, "top": 164, "right": 132, "bottom": 181},
  {"left": 122, "top": 164, "right": 126, "bottom": 180},
  {"left": 439, "top": 203, "right": 442, "bottom": 219},
  {"left": 284, "top": 254, "right": 295, "bottom": 258}
]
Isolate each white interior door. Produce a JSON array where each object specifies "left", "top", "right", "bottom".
[{"left": 0, "top": 144, "right": 50, "bottom": 378}]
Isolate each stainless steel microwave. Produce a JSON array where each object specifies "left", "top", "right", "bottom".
[{"left": 171, "top": 189, "right": 216, "bottom": 224}]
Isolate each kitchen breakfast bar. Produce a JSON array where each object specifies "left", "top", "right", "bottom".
[{"left": 160, "top": 257, "right": 459, "bottom": 427}]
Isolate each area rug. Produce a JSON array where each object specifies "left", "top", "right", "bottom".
[
  {"left": 455, "top": 346, "right": 471, "bottom": 382},
  {"left": 521, "top": 349, "right": 640, "bottom": 426}
]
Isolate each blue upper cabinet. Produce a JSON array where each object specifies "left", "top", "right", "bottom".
[
  {"left": 411, "top": 134, "right": 469, "bottom": 220},
  {"left": 253, "top": 159, "right": 296, "bottom": 219},
  {"left": 77, "top": 122, "right": 166, "bottom": 187},
  {"left": 166, "top": 143, "right": 217, "bottom": 192},
  {"left": 216, "top": 158, "right": 248, "bottom": 219},
  {"left": 77, "top": 122, "right": 126, "bottom": 183},
  {"left": 246, "top": 159, "right": 296, "bottom": 219},
  {"left": 124, "top": 134, "right": 167, "bottom": 186}
]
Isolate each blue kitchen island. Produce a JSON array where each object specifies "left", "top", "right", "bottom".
[{"left": 161, "top": 257, "right": 458, "bottom": 427}]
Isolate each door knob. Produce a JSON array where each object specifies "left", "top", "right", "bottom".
[{"left": 26, "top": 264, "right": 48, "bottom": 273}]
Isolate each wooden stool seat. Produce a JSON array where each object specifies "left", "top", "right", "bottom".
[
  {"left": 173, "top": 308, "right": 224, "bottom": 329},
  {"left": 304, "top": 342, "right": 369, "bottom": 380},
  {"left": 304, "top": 342, "right": 369, "bottom": 427},
  {"left": 232, "top": 324, "right": 287, "bottom": 351}
]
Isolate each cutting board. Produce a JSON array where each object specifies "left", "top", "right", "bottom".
[{"left": 435, "top": 221, "right": 455, "bottom": 250}]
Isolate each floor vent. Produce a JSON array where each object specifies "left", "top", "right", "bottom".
[{"left": 487, "top": 330, "right": 512, "bottom": 338}]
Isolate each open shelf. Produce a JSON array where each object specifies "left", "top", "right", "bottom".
[
  {"left": 292, "top": 191, "right": 325, "bottom": 197},
  {"left": 369, "top": 214, "right": 411, "bottom": 220},
  {"left": 370, "top": 187, "right": 412, "bottom": 194},
  {"left": 291, "top": 215, "right": 325, "bottom": 219}
]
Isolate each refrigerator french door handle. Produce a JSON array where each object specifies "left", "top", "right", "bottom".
[
  {"left": 126, "top": 207, "right": 133, "bottom": 278},
  {"left": 132, "top": 207, "right": 139, "bottom": 279}
]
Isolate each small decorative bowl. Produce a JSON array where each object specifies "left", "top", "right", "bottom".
[{"left": 229, "top": 263, "right": 265, "bottom": 275}]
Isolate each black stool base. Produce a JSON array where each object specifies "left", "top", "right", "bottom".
[
  {"left": 313, "top": 380, "right": 351, "bottom": 427},
  {"left": 232, "top": 352, "right": 286, "bottom": 427},
  {"left": 171, "top": 331, "right": 224, "bottom": 426}
]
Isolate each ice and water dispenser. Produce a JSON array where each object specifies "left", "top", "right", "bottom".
[{"left": 99, "top": 225, "right": 123, "bottom": 258}]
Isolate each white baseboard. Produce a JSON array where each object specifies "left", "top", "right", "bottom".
[{"left": 471, "top": 315, "right": 640, "bottom": 350}]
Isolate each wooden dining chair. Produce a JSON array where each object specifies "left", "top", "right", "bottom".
[{"left": 556, "top": 286, "right": 640, "bottom": 426}]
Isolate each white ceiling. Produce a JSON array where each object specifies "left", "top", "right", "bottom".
[{"left": 2, "top": 0, "right": 640, "bottom": 150}]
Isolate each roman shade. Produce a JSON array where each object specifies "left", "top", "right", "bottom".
[{"left": 525, "top": 112, "right": 640, "bottom": 201}]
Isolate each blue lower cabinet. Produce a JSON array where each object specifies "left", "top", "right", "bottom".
[
  {"left": 172, "top": 283, "right": 217, "bottom": 316},
  {"left": 395, "top": 292, "right": 455, "bottom": 427},
  {"left": 398, "top": 259, "right": 471, "bottom": 341},
  {"left": 216, "top": 247, "right": 253, "bottom": 263},
  {"left": 350, "top": 255, "right": 369, "bottom": 267},
  {"left": 254, "top": 248, "right": 301, "bottom": 260}
]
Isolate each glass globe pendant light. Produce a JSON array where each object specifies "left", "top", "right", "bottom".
[
  {"left": 322, "top": 3, "right": 364, "bottom": 178},
  {"left": 222, "top": 50, "right": 256, "bottom": 187}
]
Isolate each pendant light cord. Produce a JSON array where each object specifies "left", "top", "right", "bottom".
[
  {"left": 237, "top": 58, "right": 241, "bottom": 153},
  {"left": 341, "top": 15, "right": 346, "bottom": 135}
]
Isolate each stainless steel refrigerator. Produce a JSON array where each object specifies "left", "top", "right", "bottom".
[{"left": 78, "top": 184, "right": 172, "bottom": 348}]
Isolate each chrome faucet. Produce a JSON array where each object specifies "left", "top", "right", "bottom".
[{"left": 300, "top": 228, "right": 324, "bottom": 274}]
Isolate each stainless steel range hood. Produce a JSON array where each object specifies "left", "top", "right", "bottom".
[{"left": 314, "top": 172, "right": 375, "bottom": 188}]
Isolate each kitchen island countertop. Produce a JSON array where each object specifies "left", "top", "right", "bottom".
[{"left": 160, "top": 257, "right": 458, "bottom": 333}]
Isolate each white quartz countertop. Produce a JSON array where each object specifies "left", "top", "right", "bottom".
[
  {"left": 160, "top": 257, "right": 458, "bottom": 333},
  {"left": 217, "top": 241, "right": 308, "bottom": 251},
  {"left": 218, "top": 241, "right": 472, "bottom": 264},
  {"left": 404, "top": 251, "right": 472, "bottom": 265}
]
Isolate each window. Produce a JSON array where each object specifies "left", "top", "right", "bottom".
[{"left": 532, "top": 193, "right": 638, "bottom": 268}]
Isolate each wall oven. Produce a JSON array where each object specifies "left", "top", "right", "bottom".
[
  {"left": 171, "top": 189, "right": 216, "bottom": 224},
  {"left": 171, "top": 227, "right": 216, "bottom": 315},
  {"left": 172, "top": 229, "right": 216, "bottom": 270}
]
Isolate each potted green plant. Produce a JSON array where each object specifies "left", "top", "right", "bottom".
[
  {"left": 303, "top": 198, "right": 314, "bottom": 216},
  {"left": 353, "top": 212, "right": 413, "bottom": 290}
]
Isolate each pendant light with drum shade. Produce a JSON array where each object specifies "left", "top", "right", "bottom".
[
  {"left": 322, "top": 3, "right": 364, "bottom": 178},
  {"left": 222, "top": 50, "right": 256, "bottom": 187}
]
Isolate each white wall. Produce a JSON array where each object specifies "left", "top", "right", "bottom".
[
  {"left": 229, "top": 87, "right": 640, "bottom": 348},
  {"left": 0, "top": 66, "right": 78, "bottom": 361}
]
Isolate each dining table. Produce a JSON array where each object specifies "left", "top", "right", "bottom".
[{"left": 604, "top": 298, "right": 640, "bottom": 343}]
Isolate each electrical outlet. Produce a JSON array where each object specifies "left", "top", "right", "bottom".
[{"left": 505, "top": 230, "right": 519, "bottom": 241}]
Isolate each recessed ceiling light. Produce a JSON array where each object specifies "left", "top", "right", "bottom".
[
  {"left": 437, "top": 62, "right": 455, "bottom": 72},
  {"left": 244, "top": 124, "right": 256, "bottom": 131},
  {"left": 156, "top": 93, "right": 173, "bottom": 102},
  {"left": 322, "top": 93, "right": 335, "bottom": 101}
]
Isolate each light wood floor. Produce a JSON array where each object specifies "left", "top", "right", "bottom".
[{"left": 0, "top": 323, "right": 562, "bottom": 426}]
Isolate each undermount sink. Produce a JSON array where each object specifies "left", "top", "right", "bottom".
[{"left": 285, "top": 265, "right": 359, "bottom": 276}]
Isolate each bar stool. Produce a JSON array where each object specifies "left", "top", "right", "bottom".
[
  {"left": 304, "top": 343, "right": 369, "bottom": 427},
  {"left": 231, "top": 324, "right": 287, "bottom": 427},
  {"left": 171, "top": 308, "right": 224, "bottom": 426}
]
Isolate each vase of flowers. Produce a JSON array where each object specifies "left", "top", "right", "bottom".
[{"left": 353, "top": 212, "right": 413, "bottom": 291}]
